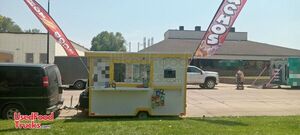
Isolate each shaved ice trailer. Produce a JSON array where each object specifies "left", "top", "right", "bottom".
[
  {"left": 269, "top": 57, "right": 300, "bottom": 88},
  {"left": 82, "top": 51, "right": 189, "bottom": 118}
]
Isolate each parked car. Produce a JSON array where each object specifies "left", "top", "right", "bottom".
[
  {"left": 0, "top": 63, "right": 64, "bottom": 119},
  {"left": 187, "top": 66, "right": 219, "bottom": 89}
]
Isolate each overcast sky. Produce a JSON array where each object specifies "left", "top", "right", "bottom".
[{"left": 1, "top": 0, "right": 300, "bottom": 52}]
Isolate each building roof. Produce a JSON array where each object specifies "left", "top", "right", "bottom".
[
  {"left": 70, "top": 41, "right": 89, "bottom": 51},
  {"left": 140, "top": 39, "right": 300, "bottom": 60}
]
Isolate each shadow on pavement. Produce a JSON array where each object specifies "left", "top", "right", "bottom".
[{"left": 187, "top": 87, "right": 219, "bottom": 90}]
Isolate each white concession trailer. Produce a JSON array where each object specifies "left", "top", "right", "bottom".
[{"left": 85, "top": 52, "right": 189, "bottom": 117}]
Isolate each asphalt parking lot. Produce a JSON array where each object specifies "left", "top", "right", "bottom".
[
  {"left": 187, "top": 84, "right": 300, "bottom": 117},
  {"left": 59, "top": 90, "right": 82, "bottom": 119},
  {"left": 59, "top": 83, "right": 300, "bottom": 118}
]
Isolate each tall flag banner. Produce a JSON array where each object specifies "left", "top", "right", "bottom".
[
  {"left": 24, "top": 0, "right": 79, "bottom": 57},
  {"left": 194, "top": 0, "right": 247, "bottom": 57}
]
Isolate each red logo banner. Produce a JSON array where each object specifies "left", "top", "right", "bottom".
[
  {"left": 194, "top": 0, "right": 247, "bottom": 57},
  {"left": 24, "top": 0, "right": 79, "bottom": 57}
]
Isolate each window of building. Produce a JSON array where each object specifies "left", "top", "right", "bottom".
[
  {"left": 40, "top": 53, "right": 47, "bottom": 64},
  {"left": 26, "top": 53, "right": 34, "bottom": 63}
]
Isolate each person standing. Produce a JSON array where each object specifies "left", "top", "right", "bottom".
[{"left": 236, "top": 69, "right": 245, "bottom": 90}]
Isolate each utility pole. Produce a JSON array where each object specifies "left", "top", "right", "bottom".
[
  {"left": 151, "top": 37, "right": 154, "bottom": 45},
  {"left": 46, "top": 0, "right": 50, "bottom": 64},
  {"left": 147, "top": 38, "right": 150, "bottom": 47},
  {"left": 129, "top": 42, "right": 131, "bottom": 52},
  {"left": 143, "top": 37, "right": 146, "bottom": 49}
]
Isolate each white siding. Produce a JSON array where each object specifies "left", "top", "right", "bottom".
[
  {"left": 0, "top": 33, "right": 55, "bottom": 64},
  {"left": 0, "top": 33, "right": 88, "bottom": 64}
]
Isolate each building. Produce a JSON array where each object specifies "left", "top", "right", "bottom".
[
  {"left": 140, "top": 27, "right": 300, "bottom": 76},
  {"left": 0, "top": 32, "right": 89, "bottom": 64}
]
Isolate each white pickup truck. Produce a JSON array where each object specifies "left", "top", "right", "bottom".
[{"left": 187, "top": 66, "right": 219, "bottom": 89}]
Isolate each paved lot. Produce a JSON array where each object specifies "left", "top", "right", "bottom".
[
  {"left": 187, "top": 84, "right": 300, "bottom": 117},
  {"left": 59, "top": 84, "right": 300, "bottom": 118},
  {"left": 59, "top": 90, "right": 82, "bottom": 118}
]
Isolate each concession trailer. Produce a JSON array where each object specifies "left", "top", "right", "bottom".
[
  {"left": 84, "top": 51, "right": 189, "bottom": 117},
  {"left": 269, "top": 57, "right": 300, "bottom": 88}
]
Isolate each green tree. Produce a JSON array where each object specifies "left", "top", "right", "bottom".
[
  {"left": 91, "top": 31, "right": 126, "bottom": 51},
  {"left": 0, "top": 15, "right": 23, "bottom": 32},
  {"left": 25, "top": 28, "right": 41, "bottom": 33}
]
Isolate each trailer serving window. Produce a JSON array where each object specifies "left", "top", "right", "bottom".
[{"left": 114, "top": 63, "right": 150, "bottom": 84}]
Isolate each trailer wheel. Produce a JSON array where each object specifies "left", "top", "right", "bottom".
[
  {"left": 137, "top": 111, "right": 149, "bottom": 119},
  {"left": 74, "top": 80, "right": 86, "bottom": 90}
]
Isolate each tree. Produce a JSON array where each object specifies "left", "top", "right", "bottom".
[
  {"left": 91, "top": 31, "right": 126, "bottom": 51},
  {"left": 0, "top": 15, "right": 23, "bottom": 32},
  {"left": 25, "top": 28, "right": 41, "bottom": 33}
]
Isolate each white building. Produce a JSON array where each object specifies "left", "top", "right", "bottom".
[{"left": 0, "top": 32, "right": 89, "bottom": 64}]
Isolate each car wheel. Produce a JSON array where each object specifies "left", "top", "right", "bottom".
[
  {"left": 205, "top": 79, "right": 216, "bottom": 89},
  {"left": 74, "top": 80, "right": 85, "bottom": 90},
  {"left": 2, "top": 104, "right": 24, "bottom": 119},
  {"left": 199, "top": 84, "right": 206, "bottom": 88},
  {"left": 137, "top": 111, "right": 149, "bottom": 119}
]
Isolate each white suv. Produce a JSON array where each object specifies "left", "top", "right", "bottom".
[{"left": 187, "top": 66, "right": 219, "bottom": 89}]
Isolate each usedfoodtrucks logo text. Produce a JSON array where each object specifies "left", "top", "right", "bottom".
[
  {"left": 207, "top": 0, "right": 242, "bottom": 45},
  {"left": 14, "top": 112, "right": 54, "bottom": 129}
]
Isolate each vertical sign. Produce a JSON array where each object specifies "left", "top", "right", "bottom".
[
  {"left": 24, "top": 0, "right": 79, "bottom": 57},
  {"left": 194, "top": 0, "right": 247, "bottom": 57}
]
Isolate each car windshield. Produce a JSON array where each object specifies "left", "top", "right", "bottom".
[{"left": 188, "top": 67, "right": 201, "bottom": 73}]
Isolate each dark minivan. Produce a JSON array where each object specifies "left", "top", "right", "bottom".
[{"left": 0, "top": 63, "right": 64, "bottom": 119}]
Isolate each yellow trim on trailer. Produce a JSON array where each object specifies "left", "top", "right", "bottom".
[
  {"left": 88, "top": 57, "right": 94, "bottom": 116},
  {"left": 149, "top": 61, "right": 154, "bottom": 88},
  {"left": 152, "top": 85, "right": 182, "bottom": 90},
  {"left": 109, "top": 62, "right": 114, "bottom": 83},
  {"left": 85, "top": 51, "right": 189, "bottom": 117},
  {"left": 112, "top": 60, "right": 151, "bottom": 64},
  {"left": 85, "top": 51, "right": 190, "bottom": 59},
  {"left": 183, "top": 59, "right": 188, "bottom": 115},
  {"left": 114, "top": 83, "right": 143, "bottom": 87}
]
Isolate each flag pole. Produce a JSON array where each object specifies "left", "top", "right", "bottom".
[{"left": 47, "top": 0, "right": 50, "bottom": 64}]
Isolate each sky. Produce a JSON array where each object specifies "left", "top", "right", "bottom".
[{"left": 0, "top": 0, "right": 300, "bottom": 52}]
